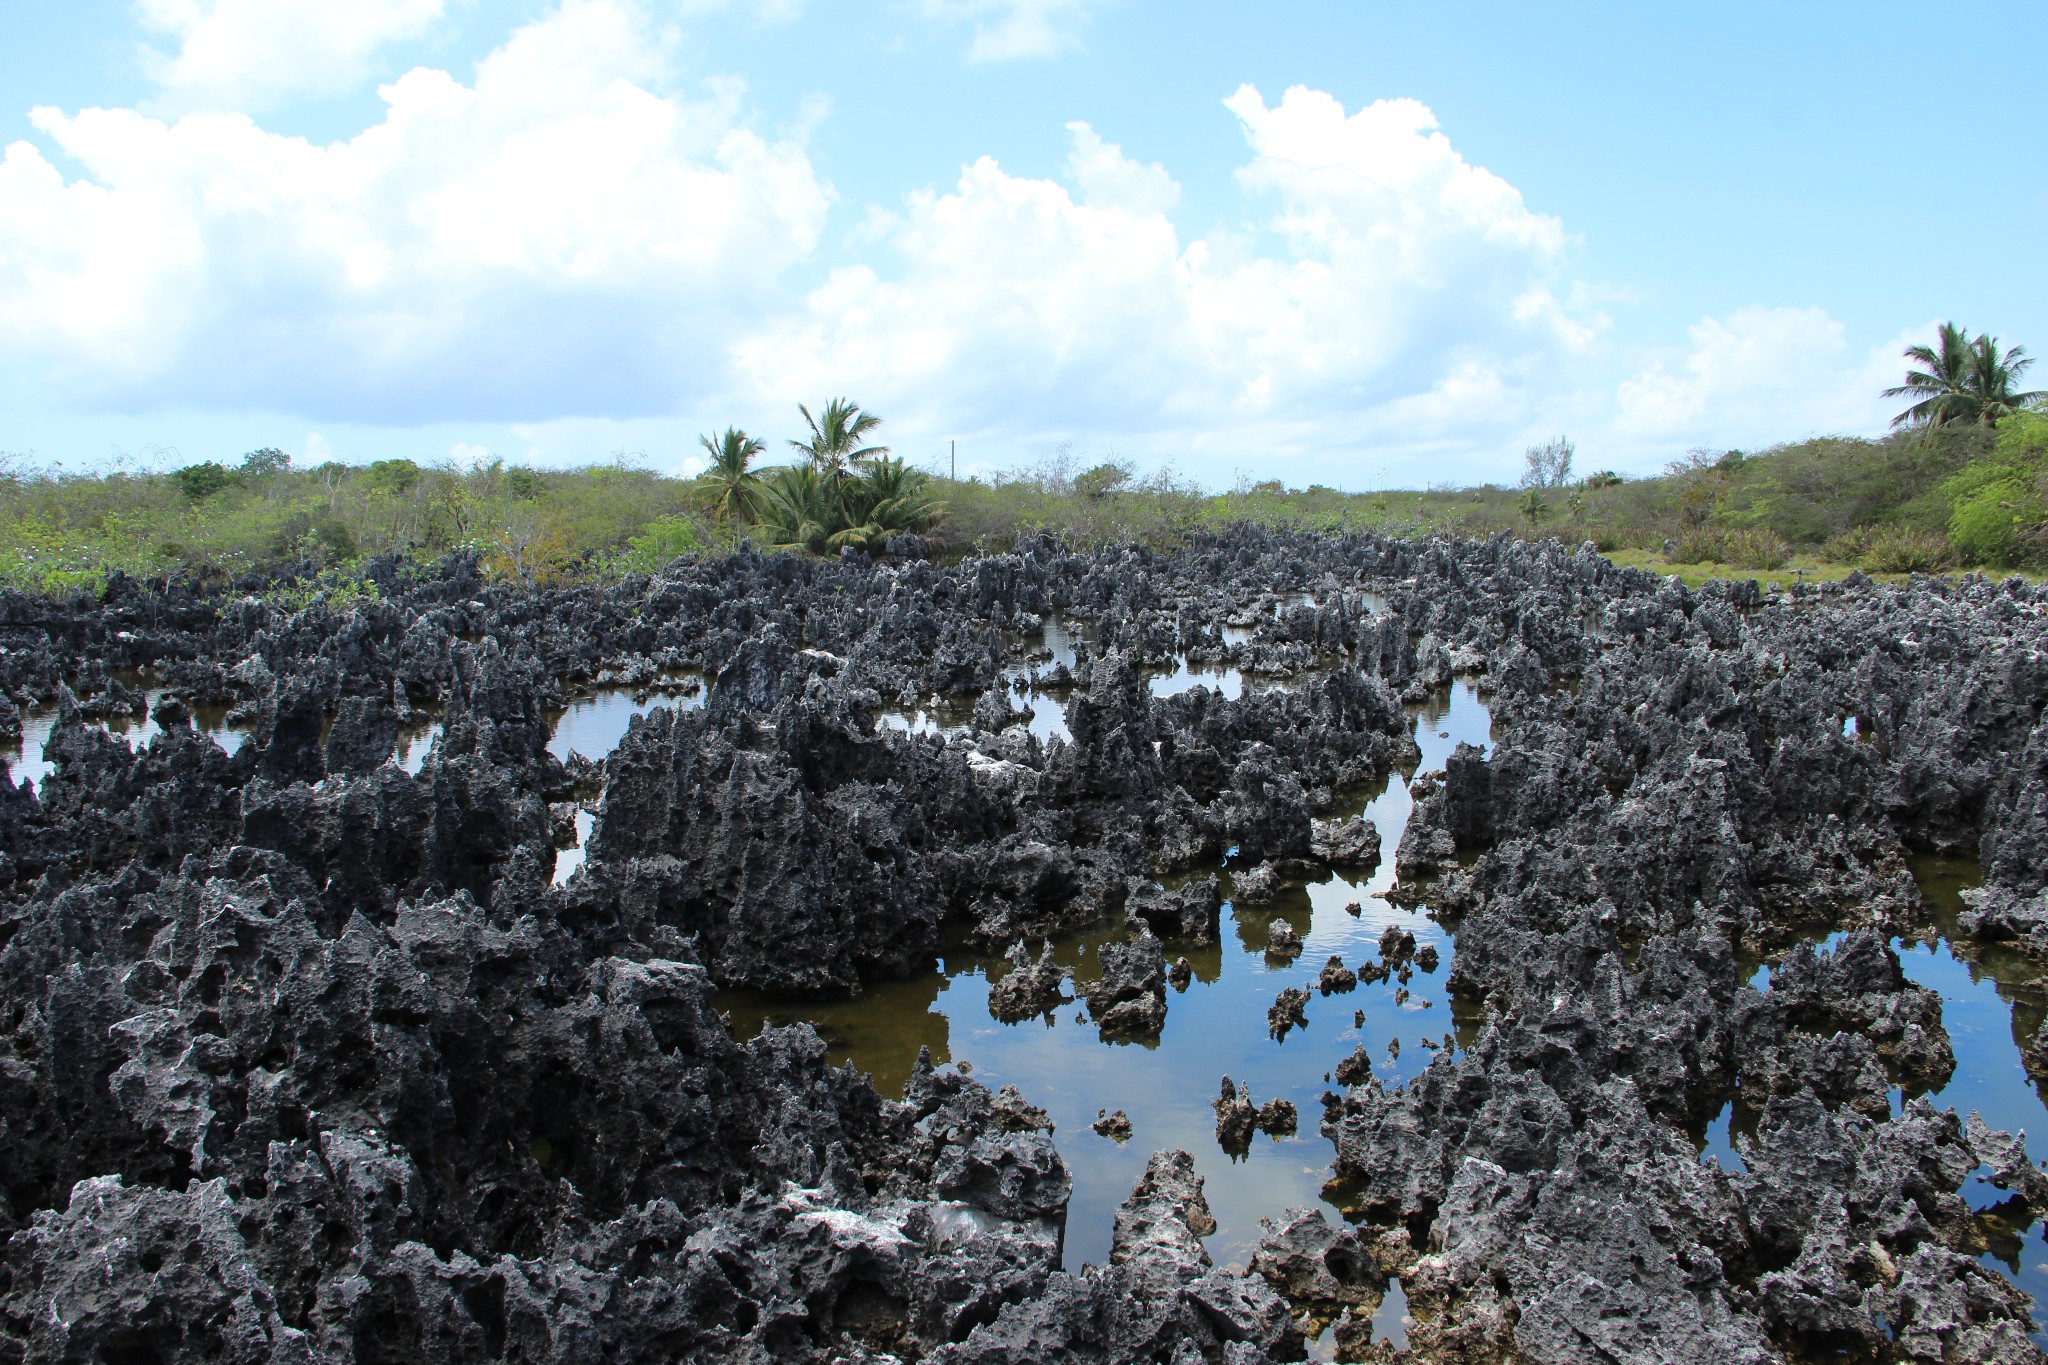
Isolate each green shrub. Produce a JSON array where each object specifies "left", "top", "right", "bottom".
[
  {"left": 1669, "top": 526, "right": 1789, "bottom": 569},
  {"left": 366, "top": 459, "right": 422, "bottom": 494},
  {"left": 1948, "top": 479, "right": 2028, "bottom": 566},
  {"left": 614, "top": 515, "right": 703, "bottom": 575},
  {"left": 240, "top": 448, "right": 290, "bottom": 478},
  {"left": 1940, "top": 446, "right": 2042, "bottom": 567},
  {"left": 171, "top": 462, "right": 240, "bottom": 501},
  {"left": 1073, "top": 462, "right": 1133, "bottom": 500},
  {"left": 1856, "top": 525, "right": 1953, "bottom": 573},
  {"left": 1729, "top": 528, "right": 1791, "bottom": 570}
]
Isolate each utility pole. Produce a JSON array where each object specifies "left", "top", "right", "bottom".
[{"left": 950, "top": 440, "right": 956, "bottom": 482}]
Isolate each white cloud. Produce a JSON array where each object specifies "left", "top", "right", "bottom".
[
  {"left": 0, "top": 0, "right": 832, "bottom": 424},
  {"left": 138, "top": 0, "right": 446, "bottom": 111},
  {"left": 5, "top": 5, "right": 1906, "bottom": 487},
  {"left": 916, "top": 0, "right": 1104, "bottom": 61},
  {"left": 677, "top": 0, "right": 808, "bottom": 20},
  {"left": 731, "top": 85, "right": 1590, "bottom": 481},
  {"left": 302, "top": 431, "right": 332, "bottom": 463},
  {"left": 1615, "top": 306, "right": 1904, "bottom": 451},
  {"left": 1064, "top": 120, "right": 1176, "bottom": 215}
]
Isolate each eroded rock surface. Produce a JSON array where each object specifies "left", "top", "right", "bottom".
[{"left": 3, "top": 532, "right": 2047, "bottom": 1361}]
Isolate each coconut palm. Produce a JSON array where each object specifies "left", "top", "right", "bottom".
[
  {"left": 1964, "top": 333, "right": 2043, "bottom": 427},
  {"left": 1885, "top": 322, "right": 1975, "bottom": 432},
  {"left": 789, "top": 399, "right": 889, "bottom": 481},
  {"left": 826, "top": 458, "right": 943, "bottom": 552},
  {"left": 1886, "top": 323, "right": 2041, "bottom": 432},
  {"left": 754, "top": 456, "right": 942, "bottom": 556},
  {"left": 755, "top": 464, "right": 838, "bottom": 554},
  {"left": 694, "top": 427, "right": 765, "bottom": 524}
]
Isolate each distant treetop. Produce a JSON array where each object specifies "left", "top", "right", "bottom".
[{"left": 1885, "top": 323, "right": 2042, "bottom": 434}]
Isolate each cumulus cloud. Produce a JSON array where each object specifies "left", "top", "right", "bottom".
[
  {"left": 137, "top": 0, "right": 446, "bottom": 111},
  {"left": 7, "top": 2, "right": 1898, "bottom": 485},
  {"left": 0, "top": 0, "right": 832, "bottom": 422},
  {"left": 732, "top": 85, "right": 1590, "bottom": 479},
  {"left": 916, "top": 0, "right": 1104, "bottom": 61},
  {"left": 1615, "top": 306, "right": 1903, "bottom": 451},
  {"left": 676, "top": 0, "right": 808, "bottom": 22}
]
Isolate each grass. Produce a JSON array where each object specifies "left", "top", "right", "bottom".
[
  {"left": 1607, "top": 550, "right": 2044, "bottom": 589},
  {"left": 4, "top": 411, "right": 2046, "bottom": 599},
  {"left": 1604, "top": 549, "right": 1905, "bottom": 589}
]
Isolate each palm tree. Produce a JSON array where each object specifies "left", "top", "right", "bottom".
[
  {"left": 754, "top": 457, "right": 942, "bottom": 556},
  {"left": 1886, "top": 322, "right": 1974, "bottom": 433},
  {"left": 1886, "top": 323, "right": 2042, "bottom": 432},
  {"left": 825, "top": 458, "right": 942, "bottom": 552},
  {"left": 1965, "top": 333, "right": 2043, "bottom": 427},
  {"left": 756, "top": 464, "right": 838, "bottom": 554},
  {"left": 789, "top": 399, "right": 888, "bottom": 481},
  {"left": 694, "top": 427, "right": 765, "bottom": 524}
]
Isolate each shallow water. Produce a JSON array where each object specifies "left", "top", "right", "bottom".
[
  {"left": 724, "top": 681, "right": 1496, "bottom": 1285},
  {"left": 394, "top": 720, "right": 442, "bottom": 776},
  {"left": 882, "top": 615, "right": 1092, "bottom": 744},
  {"left": 544, "top": 683, "right": 707, "bottom": 885},
  {"left": 546, "top": 682, "right": 704, "bottom": 767},
  {"left": 552, "top": 809, "right": 599, "bottom": 887},
  {"left": 1701, "top": 871, "right": 2048, "bottom": 1343},
  {"left": 1147, "top": 658, "right": 1244, "bottom": 700},
  {"left": 3, "top": 695, "right": 249, "bottom": 794},
  {"left": 1900, "top": 859, "right": 2048, "bottom": 1342},
  {"left": 883, "top": 613, "right": 1323, "bottom": 748}
]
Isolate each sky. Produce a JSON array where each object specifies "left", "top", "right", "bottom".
[{"left": 1, "top": 0, "right": 2043, "bottom": 490}]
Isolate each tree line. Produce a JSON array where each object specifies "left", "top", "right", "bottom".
[{"left": 3, "top": 332, "right": 2046, "bottom": 599}]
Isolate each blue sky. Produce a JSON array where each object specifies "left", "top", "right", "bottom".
[{"left": 2, "top": 0, "right": 2043, "bottom": 489}]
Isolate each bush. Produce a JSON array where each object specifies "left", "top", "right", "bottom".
[
  {"left": 1670, "top": 526, "right": 1789, "bottom": 570},
  {"left": 613, "top": 515, "right": 703, "bottom": 575},
  {"left": 240, "top": 448, "right": 290, "bottom": 478},
  {"left": 1729, "top": 528, "right": 1791, "bottom": 570},
  {"left": 1947, "top": 482, "right": 2026, "bottom": 566},
  {"left": 1073, "top": 462, "right": 1133, "bottom": 500},
  {"left": 1866, "top": 525, "right": 1953, "bottom": 573},
  {"left": 171, "top": 462, "right": 240, "bottom": 501},
  {"left": 1932, "top": 413, "right": 2048, "bottom": 568},
  {"left": 366, "top": 459, "right": 422, "bottom": 494}
]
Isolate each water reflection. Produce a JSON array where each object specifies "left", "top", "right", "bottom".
[
  {"left": 551, "top": 809, "right": 598, "bottom": 888},
  {"left": 723, "top": 680, "right": 1496, "bottom": 1275},
  {"left": 542, "top": 683, "right": 708, "bottom": 884},
  {"left": 1900, "top": 859, "right": 2048, "bottom": 1343},
  {"left": 394, "top": 717, "right": 441, "bottom": 775},
  {"left": 1149, "top": 657, "right": 1244, "bottom": 701},
  {"left": 3, "top": 693, "right": 250, "bottom": 794},
  {"left": 547, "top": 681, "right": 704, "bottom": 766}
]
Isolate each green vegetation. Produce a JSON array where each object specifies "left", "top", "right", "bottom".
[
  {"left": 0, "top": 445, "right": 696, "bottom": 596},
  {"left": 714, "top": 398, "right": 944, "bottom": 554},
  {"left": 693, "top": 428, "right": 766, "bottom": 527},
  {"left": 1885, "top": 323, "right": 2042, "bottom": 434},
  {"left": 5, "top": 345, "right": 2047, "bottom": 599}
]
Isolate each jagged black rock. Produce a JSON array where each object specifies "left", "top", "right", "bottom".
[{"left": 0, "top": 531, "right": 2045, "bottom": 1362}]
